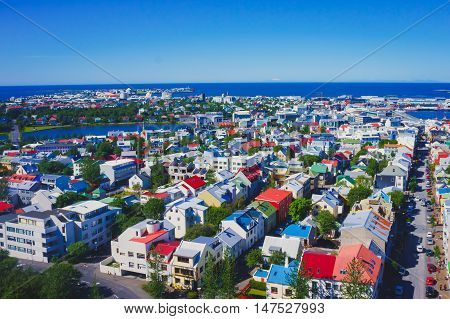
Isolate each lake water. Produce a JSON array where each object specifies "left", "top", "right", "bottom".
[{"left": 22, "top": 123, "right": 193, "bottom": 140}]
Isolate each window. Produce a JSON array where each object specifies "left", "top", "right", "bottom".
[
  {"left": 161, "top": 264, "right": 167, "bottom": 271},
  {"left": 177, "top": 256, "right": 189, "bottom": 263},
  {"left": 128, "top": 251, "right": 134, "bottom": 257},
  {"left": 271, "top": 287, "right": 278, "bottom": 294},
  {"left": 137, "top": 253, "right": 145, "bottom": 259},
  {"left": 175, "top": 278, "right": 180, "bottom": 284},
  {"left": 199, "top": 266, "right": 203, "bottom": 273},
  {"left": 325, "top": 282, "right": 332, "bottom": 290},
  {"left": 285, "top": 289, "right": 292, "bottom": 297},
  {"left": 128, "top": 262, "right": 134, "bottom": 268}
]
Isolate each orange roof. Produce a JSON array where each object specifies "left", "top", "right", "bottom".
[
  {"left": 333, "top": 244, "right": 382, "bottom": 284},
  {"left": 129, "top": 229, "right": 167, "bottom": 244}
]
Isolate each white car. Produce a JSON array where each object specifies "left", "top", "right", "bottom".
[
  {"left": 416, "top": 245, "right": 424, "bottom": 253},
  {"left": 427, "top": 232, "right": 433, "bottom": 239}
]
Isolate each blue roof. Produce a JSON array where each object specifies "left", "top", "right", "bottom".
[
  {"left": 223, "top": 209, "right": 259, "bottom": 232},
  {"left": 267, "top": 261, "right": 299, "bottom": 285},
  {"left": 281, "top": 224, "right": 312, "bottom": 238},
  {"left": 254, "top": 269, "right": 268, "bottom": 278},
  {"left": 438, "top": 188, "right": 450, "bottom": 195}
]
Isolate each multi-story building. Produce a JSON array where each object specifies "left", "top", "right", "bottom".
[
  {"left": 61, "top": 200, "right": 121, "bottom": 249},
  {"left": 165, "top": 197, "right": 209, "bottom": 239},
  {"left": 171, "top": 236, "right": 223, "bottom": 290},
  {"left": 102, "top": 219, "right": 175, "bottom": 279},
  {"left": 1, "top": 210, "right": 75, "bottom": 262},
  {"left": 100, "top": 159, "right": 136, "bottom": 187}
]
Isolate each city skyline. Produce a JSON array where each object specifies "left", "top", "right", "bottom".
[{"left": 0, "top": 0, "right": 449, "bottom": 85}]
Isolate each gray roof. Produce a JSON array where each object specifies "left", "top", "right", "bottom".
[
  {"left": 379, "top": 165, "right": 407, "bottom": 177},
  {"left": 216, "top": 228, "right": 243, "bottom": 248},
  {"left": 0, "top": 212, "right": 17, "bottom": 223}
]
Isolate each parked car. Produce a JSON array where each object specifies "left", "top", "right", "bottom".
[
  {"left": 426, "top": 277, "right": 436, "bottom": 285},
  {"left": 427, "top": 238, "right": 434, "bottom": 245},
  {"left": 426, "top": 249, "right": 434, "bottom": 257},
  {"left": 416, "top": 245, "right": 424, "bottom": 253},
  {"left": 427, "top": 264, "right": 437, "bottom": 273},
  {"left": 426, "top": 286, "right": 438, "bottom": 298},
  {"left": 399, "top": 267, "right": 407, "bottom": 276},
  {"left": 427, "top": 232, "right": 433, "bottom": 238},
  {"left": 394, "top": 285, "right": 404, "bottom": 298}
]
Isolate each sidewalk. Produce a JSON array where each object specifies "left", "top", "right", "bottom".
[{"left": 433, "top": 228, "right": 449, "bottom": 299}]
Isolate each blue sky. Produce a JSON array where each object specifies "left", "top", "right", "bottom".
[{"left": 0, "top": 0, "right": 449, "bottom": 85}]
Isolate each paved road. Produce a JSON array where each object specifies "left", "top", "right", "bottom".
[
  {"left": 398, "top": 143, "right": 433, "bottom": 298},
  {"left": 17, "top": 258, "right": 149, "bottom": 299},
  {"left": 10, "top": 120, "right": 20, "bottom": 144}
]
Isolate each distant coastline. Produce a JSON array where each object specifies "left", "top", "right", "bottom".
[{"left": 1, "top": 82, "right": 450, "bottom": 100}]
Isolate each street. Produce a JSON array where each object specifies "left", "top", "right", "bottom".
[
  {"left": 397, "top": 142, "right": 435, "bottom": 298},
  {"left": 17, "top": 258, "right": 149, "bottom": 299}
]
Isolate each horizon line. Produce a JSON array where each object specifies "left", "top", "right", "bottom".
[{"left": 1, "top": 80, "right": 450, "bottom": 88}]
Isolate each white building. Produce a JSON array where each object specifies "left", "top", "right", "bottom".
[
  {"left": 102, "top": 219, "right": 176, "bottom": 279},
  {"left": 100, "top": 159, "right": 136, "bottom": 187},
  {"left": 165, "top": 197, "right": 209, "bottom": 239}
]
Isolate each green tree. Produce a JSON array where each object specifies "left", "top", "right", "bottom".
[
  {"left": 246, "top": 248, "right": 263, "bottom": 269},
  {"left": 202, "top": 254, "right": 218, "bottom": 299},
  {"left": 287, "top": 267, "right": 310, "bottom": 299},
  {"left": 81, "top": 158, "right": 101, "bottom": 186},
  {"left": 347, "top": 186, "right": 372, "bottom": 208},
  {"left": 55, "top": 192, "right": 87, "bottom": 208},
  {"left": 40, "top": 262, "right": 81, "bottom": 299},
  {"left": 340, "top": 258, "right": 372, "bottom": 299},
  {"left": 315, "top": 210, "right": 338, "bottom": 237},
  {"left": 144, "top": 249, "right": 166, "bottom": 298},
  {"left": 298, "top": 155, "right": 322, "bottom": 168},
  {"left": 0, "top": 178, "right": 9, "bottom": 201},
  {"left": 300, "top": 125, "right": 310, "bottom": 134},
  {"left": 408, "top": 176, "right": 418, "bottom": 192},
  {"left": 95, "top": 141, "right": 115, "bottom": 158},
  {"left": 206, "top": 206, "right": 232, "bottom": 229},
  {"left": 388, "top": 190, "right": 406, "bottom": 212},
  {"left": 150, "top": 162, "right": 169, "bottom": 190},
  {"left": 90, "top": 276, "right": 102, "bottom": 299},
  {"left": 273, "top": 145, "right": 281, "bottom": 153},
  {"left": 288, "top": 198, "right": 312, "bottom": 222},
  {"left": 220, "top": 249, "right": 236, "bottom": 298},
  {"left": 366, "top": 159, "right": 378, "bottom": 177},
  {"left": 205, "top": 170, "right": 217, "bottom": 185},
  {"left": 66, "top": 147, "right": 81, "bottom": 157},
  {"left": 433, "top": 245, "right": 441, "bottom": 259},
  {"left": 184, "top": 224, "right": 217, "bottom": 241},
  {"left": 268, "top": 250, "right": 287, "bottom": 266},
  {"left": 142, "top": 198, "right": 165, "bottom": 220},
  {"left": 355, "top": 175, "right": 373, "bottom": 189},
  {"left": 66, "top": 242, "right": 89, "bottom": 264}
]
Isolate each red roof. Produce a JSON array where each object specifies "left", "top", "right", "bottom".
[
  {"left": 0, "top": 201, "right": 14, "bottom": 212},
  {"left": 302, "top": 250, "right": 336, "bottom": 279},
  {"left": 142, "top": 192, "right": 169, "bottom": 199},
  {"left": 129, "top": 229, "right": 167, "bottom": 244},
  {"left": 152, "top": 241, "right": 180, "bottom": 256},
  {"left": 255, "top": 188, "right": 292, "bottom": 204},
  {"left": 183, "top": 175, "right": 206, "bottom": 189},
  {"left": 237, "top": 164, "right": 261, "bottom": 182},
  {"left": 333, "top": 244, "right": 382, "bottom": 284}
]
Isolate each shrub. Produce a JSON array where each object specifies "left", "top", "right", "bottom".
[
  {"left": 249, "top": 279, "right": 266, "bottom": 291},
  {"left": 186, "top": 291, "right": 199, "bottom": 299}
]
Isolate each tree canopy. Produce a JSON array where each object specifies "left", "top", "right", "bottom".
[
  {"left": 142, "top": 198, "right": 165, "bottom": 220},
  {"left": 340, "top": 257, "right": 372, "bottom": 299},
  {"left": 184, "top": 224, "right": 217, "bottom": 241},
  {"left": 288, "top": 198, "right": 312, "bottom": 222},
  {"left": 347, "top": 185, "right": 372, "bottom": 208},
  {"left": 315, "top": 210, "right": 338, "bottom": 237}
]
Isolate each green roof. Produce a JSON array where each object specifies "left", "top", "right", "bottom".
[
  {"left": 310, "top": 163, "right": 328, "bottom": 174},
  {"left": 99, "top": 197, "right": 115, "bottom": 204},
  {"left": 336, "top": 175, "right": 355, "bottom": 185},
  {"left": 248, "top": 201, "right": 276, "bottom": 218}
]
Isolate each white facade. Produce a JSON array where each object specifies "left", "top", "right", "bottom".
[
  {"left": 100, "top": 159, "right": 136, "bottom": 187},
  {"left": 164, "top": 197, "right": 208, "bottom": 239}
]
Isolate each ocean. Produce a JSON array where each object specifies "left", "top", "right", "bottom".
[{"left": 1, "top": 82, "right": 450, "bottom": 101}]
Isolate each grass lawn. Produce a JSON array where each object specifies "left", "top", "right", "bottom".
[
  {"left": 247, "top": 288, "right": 266, "bottom": 297},
  {"left": 22, "top": 125, "right": 68, "bottom": 132}
]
